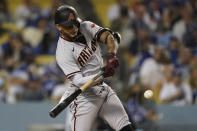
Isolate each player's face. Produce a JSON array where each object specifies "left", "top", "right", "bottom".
[{"left": 60, "top": 25, "right": 79, "bottom": 38}]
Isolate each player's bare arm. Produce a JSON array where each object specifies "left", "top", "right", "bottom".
[
  {"left": 100, "top": 31, "right": 119, "bottom": 54},
  {"left": 96, "top": 29, "right": 121, "bottom": 78}
]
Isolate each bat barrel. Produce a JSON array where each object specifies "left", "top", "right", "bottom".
[
  {"left": 49, "top": 102, "right": 68, "bottom": 118},
  {"left": 49, "top": 89, "right": 82, "bottom": 118},
  {"left": 49, "top": 71, "right": 103, "bottom": 118},
  {"left": 49, "top": 111, "right": 56, "bottom": 118}
]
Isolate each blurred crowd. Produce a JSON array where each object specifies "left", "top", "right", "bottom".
[
  {"left": 0, "top": 0, "right": 67, "bottom": 103},
  {"left": 1, "top": 0, "right": 197, "bottom": 130},
  {"left": 107, "top": 0, "right": 197, "bottom": 129},
  {"left": 107, "top": 0, "right": 197, "bottom": 103}
]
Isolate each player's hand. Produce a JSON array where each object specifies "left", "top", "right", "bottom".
[
  {"left": 102, "top": 66, "right": 115, "bottom": 78},
  {"left": 107, "top": 53, "right": 119, "bottom": 68}
]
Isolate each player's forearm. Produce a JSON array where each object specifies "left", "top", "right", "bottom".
[
  {"left": 70, "top": 73, "right": 98, "bottom": 87},
  {"left": 106, "top": 34, "right": 119, "bottom": 54},
  {"left": 99, "top": 31, "right": 119, "bottom": 54}
]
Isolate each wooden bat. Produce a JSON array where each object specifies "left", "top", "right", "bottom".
[{"left": 49, "top": 71, "right": 104, "bottom": 118}]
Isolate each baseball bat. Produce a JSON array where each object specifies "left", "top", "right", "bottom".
[{"left": 49, "top": 71, "right": 104, "bottom": 118}]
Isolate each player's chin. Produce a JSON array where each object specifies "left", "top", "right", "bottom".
[{"left": 70, "top": 32, "right": 78, "bottom": 38}]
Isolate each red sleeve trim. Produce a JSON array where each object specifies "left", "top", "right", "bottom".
[{"left": 66, "top": 71, "right": 81, "bottom": 79}]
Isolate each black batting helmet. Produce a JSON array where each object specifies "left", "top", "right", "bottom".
[{"left": 55, "top": 5, "right": 81, "bottom": 27}]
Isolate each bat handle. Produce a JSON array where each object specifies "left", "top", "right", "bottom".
[
  {"left": 99, "top": 70, "right": 104, "bottom": 76},
  {"left": 80, "top": 71, "right": 104, "bottom": 91}
]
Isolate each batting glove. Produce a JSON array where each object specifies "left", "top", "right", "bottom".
[
  {"left": 102, "top": 66, "right": 115, "bottom": 78},
  {"left": 107, "top": 53, "right": 119, "bottom": 68}
]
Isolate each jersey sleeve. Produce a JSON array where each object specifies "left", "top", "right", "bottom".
[
  {"left": 80, "top": 21, "right": 103, "bottom": 40},
  {"left": 56, "top": 45, "right": 80, "bottom": 79}
]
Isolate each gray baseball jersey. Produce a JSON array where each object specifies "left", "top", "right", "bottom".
[{"left": 56, "top": 21, "right": 131, "bottom": 131}]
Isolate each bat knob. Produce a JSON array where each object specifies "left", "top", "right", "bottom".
[{"left": 49, "top": 111, "right": 56, "bottom": 118}]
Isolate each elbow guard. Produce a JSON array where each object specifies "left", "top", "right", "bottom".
[
  {"left": 112, "top": 32, "right": 121, "bottom": 44},
  {"left": 96, "top": 28, "right": 121, "bottom": 44}
]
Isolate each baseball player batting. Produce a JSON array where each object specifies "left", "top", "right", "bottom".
[{"left": 54, "top": 5, "right": 134, "bottom": 131}]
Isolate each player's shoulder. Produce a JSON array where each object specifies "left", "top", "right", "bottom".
[
  {"left": 80, "top": 21, "right": 95, "bottom": 26},
  {"left": 56, "top": 37, "right": 74, "bottom": 52},
  {"left": 80, "top": 21, "right": 98, "bottom": 29},
  {"left": 56, "top": 38, "right": 74, "bottom": 61}
]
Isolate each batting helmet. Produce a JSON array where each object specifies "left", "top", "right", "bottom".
[{"left": 55, "top": 5, "right": 81, "bottom": 27}]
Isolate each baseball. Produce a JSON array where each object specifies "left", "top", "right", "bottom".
[{"left": 144, "top": 90, "right": 153, "bottom": 99}]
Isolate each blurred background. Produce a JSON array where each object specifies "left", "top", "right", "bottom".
[{"left": 0, "top": 0, "right": 197, "bottom": 131}]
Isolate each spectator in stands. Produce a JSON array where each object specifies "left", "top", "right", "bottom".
[
  {"left": 190, "top": 0, "right": 197, "bottom": 18},
  {"left": 167, "top": 0, "right": 184, "bottom": 28},
  {"left": 6, "top": 68, "right": 29, "bottom": 103},
  {"left": 23, "top": 16, "right": 47, "bottom": 54},
  {"left": 127, "top": 38, "right": 153, "bottom": 87},
  {"left": 107, "top": 0, "right": 130, "bottom": 24},
  {"left": 41, "top": 0, "right": 60, "bottom": 51},
  {"left": 0, "top": 0, "right": 12, "bottom": 23},
  {"left": 38, "top": 15, "right": 57, "bottom": 55},
  {"left": 1, "top": 32, "right": 32, "bottom": 68},
  {"left": 130, "top": 2, "right": 158, "bottom": 32},
  {"left": 174, "top": 47, "right": 192, "bottom": 80},
  {"left": 130, "top": 3, "right": 148, "bottom": 33},
  {"left": 23, "top": 15, "right": 57, "bottom": 55},
  {"left": 167, "top": 37, "right": 180, "bottom": 65},
  {"left": 23, "top": 64, "right": 45, "bottom": 101},
  {"left": 41, "top": 62, "right": 65, "bottom": 98},
  {"left": 15, "top": 0, "right": 40, "bottom": 28},
  {"left": 143, "top": 0, "right": 161, "bottom": 27},
  {"left": 1, "top": 57, "right": 29, "bottom": 103},
  {"left": 38, "top": 31, "right": 57, "bottom": 55},
  {"left": 172, "top": 3, "right": 193, "bottom": 42},
  {"left": 110, "top": 6, "right": 134, "bottom": 49},
  {"left": 153, "top": 63, "right": 174, "bottom": 103},
  {"left": 183, "top": 22, "right": 197, "bottom": 49},
  {"left": 128, "top": 22, "right": 150, "bottom": 56},
  {"left": 139, "top": 46, "right": 166, "bottom": 88},
  {"left": 154, "top": 26, "right": 174, "bottom": 49},
  {"left": 159, "top": 70, "right": 192, "bottom": 105},
  {"left": 158, "top": 0, "right": 171, "bottom": 13},
  {"left": 154, "top": 8, "right": 175, "bottom": 49},
  {"left": 42, "top": 0, "right": 60, "bottom": 23}
]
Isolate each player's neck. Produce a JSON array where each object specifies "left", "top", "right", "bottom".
[
  {"left": 60, "top": 32, "right": 87, "bottom": 45},
  {"left": 60, "top": 33, "right": 73, "bottom": 42}
]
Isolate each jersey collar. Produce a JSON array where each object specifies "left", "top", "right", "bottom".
[{"left": 60, "top": 32, "right": 87, "bottom": 45}]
